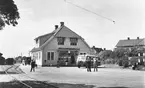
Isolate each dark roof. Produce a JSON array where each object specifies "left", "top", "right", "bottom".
[
  {"left": 91, "top": 47, "right": 103, "bottom": 54},
  {"left": 116, "top": 38, "right": 145, "bottom": 47}
]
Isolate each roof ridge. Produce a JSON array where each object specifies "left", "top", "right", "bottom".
[
  {"left": 116, "top": 38, "right": 145, "bottom": 47},
  {"left": 39, "top": 25, "right": 91, "bottom": 51},
  {"left": 120, "top": 38, "right": 144, "bottom": 41},
  {"left": 35, "top": 32, "right": 55, "bottom": 40},
  {"left": 40, "top": 25, "right": 63, "bottom": 48}
]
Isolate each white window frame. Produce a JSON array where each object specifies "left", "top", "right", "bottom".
[{"left": 46, "top": 51, "right": 55, "bottom": 60}]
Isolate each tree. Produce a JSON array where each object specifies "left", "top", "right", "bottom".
[
  {"left": 113, "top": 48, "right": 130, "bottom": 59},
  {"left": 0, "top": 52, "right": 5, "bottom": 65},
  {"left": 99, "top": 50, "right": 113, "bottom": 60},
  {"left": 0, "top": 0, "right": 20, "bottom": 30}
]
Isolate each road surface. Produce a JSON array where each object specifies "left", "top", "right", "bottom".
[{"left": 19, "top": 65, "right": 145, "bottom": 88}]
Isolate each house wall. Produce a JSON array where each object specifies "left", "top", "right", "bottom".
[
  {"left": 42, "top": 26, "right": 91, "bottom": 66},
  {"left": 42, "top": 37, "right": 91, "bottom": 66},
  {"left": 36, "top": 39, "right": 40, "bottom": 48},
  {"left": 31, "top": 51, "right": 42, "bottom": 66}
]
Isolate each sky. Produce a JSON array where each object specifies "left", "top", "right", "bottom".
[{"left": 0, "top": 0, "right": 145, "bottom": 58}]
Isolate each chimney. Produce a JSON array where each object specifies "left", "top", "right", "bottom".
[
  {"left": 55, "top": 25, "right": 58, "bottom": 30},
  {"left": 137, "top": 37, "right": 139, "bottom": 39},
  {"left": 127, "top": 37, "right": 130, "bottom": 40},
  {"left": 104, "top": 48, "right": 106, "bottom": 50},
  {"left": 60, "top": 22, "right": 64, "bottom": 27}
]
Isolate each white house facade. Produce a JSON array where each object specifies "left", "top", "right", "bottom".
[{"left": 30, "top": 22, "right": 93, "bottom": 66}]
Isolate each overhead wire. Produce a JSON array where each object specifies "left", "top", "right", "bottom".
[{"left": 64, "top": 0, "right": 115, "bottom": 24}]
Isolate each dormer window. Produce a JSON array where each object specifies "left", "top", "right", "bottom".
[
  {"left": 57, "top": 37, "right": 65, "bottom": 45},
  {"left": 70, "top": 37, "right": 78, "bottom": 46}
]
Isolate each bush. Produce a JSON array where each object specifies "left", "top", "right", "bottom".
[
  {"left": 118, "top": 60, "right": 123, "bottom": 66},
  {"left": 122, "top": 60, "right": 129, "bottom": 68}
]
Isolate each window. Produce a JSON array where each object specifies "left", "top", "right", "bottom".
[
  {"left": 80, "top": 53, "right": 86, "bottom": 55},
  {"left": 47, "top": 52, "right": 50, "bottom": 60},
  {"left": 57, "top": 37, "right": 65, "bottom": 45},
  {"left": 70, "top": 37, "right": 78, "bottom": 46},
  {"left": 47, "top": 52, "right": 54, "bottom": 60},
  {"left": 51, "top": 52, "right": 54, "bottom": 60}
]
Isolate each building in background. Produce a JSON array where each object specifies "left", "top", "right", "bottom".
[
  {"left": 115, "top": 37, "right": 145, "bottom": 50},
  {"left": 91, "top": 46, "right": 103, "bottom": 54},
  {"left": 30, "top": 22, "right": 94, "bottom": 66},
  {"left": 115, "top": 37, "right": 145, "bottom": 65},
  {"left": 115, "top": 37, "right": 145, "bottom": 56}
]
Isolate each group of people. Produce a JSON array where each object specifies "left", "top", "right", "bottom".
[
  {"left": 86, "top": 57, "right": 98, "bottom": 72},
  {"left": 30, "top": 57, "right": 99, "bottom": 72}
]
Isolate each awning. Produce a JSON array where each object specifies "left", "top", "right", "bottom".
[{"left": 57, "top": 48, "right": 80, "bottom": 51}]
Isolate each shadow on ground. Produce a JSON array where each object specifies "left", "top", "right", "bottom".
[
  {"left": 0, "top": 71, "right": 19, "bottom": 74},
  {"left": 0, "top": 81, "right": 95, "bottom": 88}
]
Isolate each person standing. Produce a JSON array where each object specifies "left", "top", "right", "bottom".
[
  {"left": 86, "top": 57, "right": 89, "bottom": 72},
  {"left": 30, "top": 60, "right": 35, "bottom": 72},
  {"left": 88, "top": 57, "right": 92, "bottom": 72},
  {"left": 57, "top": 60, "right": 60, "bottom": 68},
  {"left": 93, "top": 58, "right": 98, "bottom": 72}
]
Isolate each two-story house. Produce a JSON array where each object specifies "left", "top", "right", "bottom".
[
  {"left": 116, "top": 37, "right": 145, "bottom": 49},
  {"left": 30, "top": 22, "right": 93, "bottom": 66},
  {"left": 115, "top": 37, "right": 145, "bottom": 65},
  {"left": 115, "top": 37, "right": 145, "bottom": 56}
]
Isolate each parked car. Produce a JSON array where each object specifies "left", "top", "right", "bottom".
[{"left": 76, "top": 54, "right": 101, "bottom": 68}]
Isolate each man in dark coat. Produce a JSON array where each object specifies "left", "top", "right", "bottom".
[
  {"left": 30, "top": 60, "right": 35, "bottom": 72},
  {"left": 86, "top": 57, "right": 89, "bottom": 72},
  {"left": 87, "top": 57, "right": 92, "bottom": 72}
]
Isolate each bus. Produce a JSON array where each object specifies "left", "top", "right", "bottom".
[{"left": 76, "top": 54, "right": 101, "bottom": 68}]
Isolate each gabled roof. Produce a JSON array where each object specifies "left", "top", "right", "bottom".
[
  {"left": 40, "top": 25, "right": 91, "bottom": 50},
  {"left": 30, "top": 47, "right": 41, "bottom": 52},
  {"left": 31, "top": 23, "right": 91, "bottom": 52},
  {"left": 116, "top": 38, "right": 145, "bottom": 47}
]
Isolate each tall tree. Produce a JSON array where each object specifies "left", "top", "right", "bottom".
[{"left": 0, "top": 0, "right": 20, "bottom": 30}]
